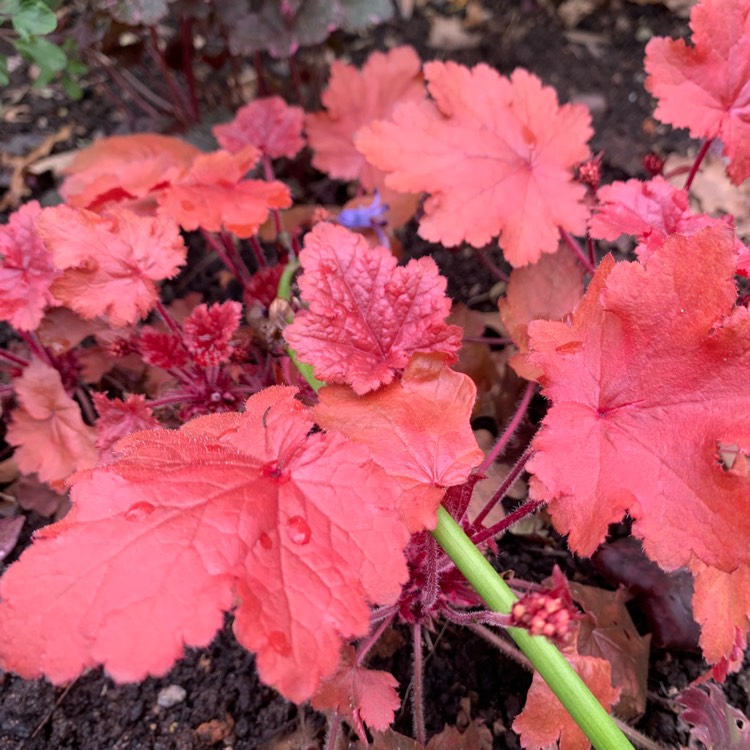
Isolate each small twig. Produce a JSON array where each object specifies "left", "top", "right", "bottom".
[
  {"left": 412, "top": 623, "right": 426, "bottom": 746},
  {"left": 31, "top": 679, "right": 77, "bottom": 738}
]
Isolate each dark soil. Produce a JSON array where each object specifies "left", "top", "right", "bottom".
[{"left": 1, "top": 2, "right": 746, "bottom": 749}]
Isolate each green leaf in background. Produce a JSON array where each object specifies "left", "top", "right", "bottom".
[
  {"left": 340, "top": 0, "right": 394, "bottom": 32},
  {"left": 0, "top": 54, "right": 9, "bottom": 86},
  {"left": 15, "top": 35, "right": 66, "bottom": 86},
  {"left": 11, "top": 0, "right": 57, "bottom": 37}
]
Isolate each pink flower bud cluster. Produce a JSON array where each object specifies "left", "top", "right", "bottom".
[{"left": 510, "top": 591, "right": 575, "bottom": 644}]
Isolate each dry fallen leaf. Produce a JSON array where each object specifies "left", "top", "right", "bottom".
[{"left": 0, "top": 125, "right": 73, "bottom": 211}]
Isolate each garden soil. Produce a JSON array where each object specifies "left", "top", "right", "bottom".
[{"left": 1, "top": 2, "right": 747, "bottom": 749}]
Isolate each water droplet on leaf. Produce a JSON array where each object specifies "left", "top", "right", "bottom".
[
  {"left": 268, "top": 630, "right": 291, "bottom": 656},
  {"left": 124, "top": 501, "right": 155, "bottom": 522},
  {"left": 286, "top": 516, "right": 311, "bottom": 545}
]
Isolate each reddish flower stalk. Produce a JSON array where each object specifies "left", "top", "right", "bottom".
[
  {"left": 684, "top": 138, "right": 714, "bottom": 192},
  {"left": 473, "top": 445, "right": 534, "bottom": 528},
  {"left": 476, "top": 381, "right": 536, "bottom": 475},
  {"left": 559, "top": 228, "right": 596, "bottom": 275},
  {"left": 0, "top": 349, "right": 29, "bottom": 368},
  {"left": 471, "top": 498, "right": 546, "bottom": 547}
]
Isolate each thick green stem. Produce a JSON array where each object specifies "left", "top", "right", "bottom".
[{"left": 431, "top": 506, "right": 634, "bottom": 750}]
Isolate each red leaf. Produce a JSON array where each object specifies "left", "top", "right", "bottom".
[
  {"left": 157, "top": 146, "right": 292, "bottom": 238},
  {"left": 0, "top": 201, "right": 60, "bottom": 331},
  {"left": 61, "top": 134, "right": 200, "bottom": 211},
  {"left": 589, "top": 176, "right": 741, "bottom": 260},
  {"left": 306, "top": 46, "right": 425, "bottom": 187},
  {"left": 6, "top": 359, "right": 98, "bottom": 484},
  {"left": 182, "top": 301, "right": 242, "bottom": 367},
  {"left": 0, "top": 388, "right": 409, "bottom": 703},
  {"left": 357, "top": 64, "right": 592, "bottom": 267},
  {"left": 677, "top": 683, "right": 750, "bottom": 749},
  {"left": 36, "top": 206, "right": 187, "bottom": 327},
  {"left": 513, "top": 652, "right": 620, "bottom": 750},
  {"left": 93, "top": 393, "right": 160, "bottom": 464},
  {"left": 314, "top": 354, "right": 484, "bottom": 532},
  {"left": 645, "top": 0, "right": 750, "bottom": 184},
  {"left": 525, "top": 226, "right": 750, "bottom": 575},
  {"left": 312, "top": 645, "right": 401, "bottom": 741},
  {"left": 284, "top": 223, "right": 463, "bottom": 395},
  {"left": 213, "top": 96, "right": 305, "bottom": 159}
]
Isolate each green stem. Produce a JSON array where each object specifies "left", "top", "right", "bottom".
[{"left": 431, "top": 506, "right": 635, "bottom": 750}]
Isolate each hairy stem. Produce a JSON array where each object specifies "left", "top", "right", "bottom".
[
  {"left": 472, "top": 496, "right": 545, "bottom": 546},
  {"left": 476, "top": 381, "right": 535, "bottom": 475},
  {"left": 356, "top": 612, "right": 396, "bottom": 667},
  {"left": 472, "top": 445, "right": 534, "bottom": 529},
  {"left": 324, "top": 713, "right": 341, "bottom": 750}
]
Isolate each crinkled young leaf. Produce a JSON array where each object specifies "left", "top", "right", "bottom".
[
  {"left": 284, "top": 223, "right": 462, "bottom": 395},
  {"left": 357, "top": 63, "right": 592, "bottom": 266},
  {"left": 6, "top": 359, "right": 98, "bottom": 484},
  {"left": 36, "top": 205, "right": 186, "bottom": 327},
  {"left": 677, "top": 683, "right": 750, "bottom": 749},
  {"left": 589, "top": 176, "right": 740, "bottom": 260},
  {"left": 526, "top": 227, "right": 750, "bottom": 574},
  {"left": 0, "top": 388, "right": 409, "bottom": 704},
  {"left": 182, "top": 301, "right": 242, "bottom": 367},
  {"left": 93, "top": 393, "right": 160, "bottom": 464},
  {"left": 645, "top": 0, "right": 750, "bottom": 184},
  {"left": 213, "top": 96, "right": 305, "bottom": 159},
  {"left": 0, "top": 200, "right": 60, "bottom": 331},
  {"left": 314, "top": 354, "right": 484, "bottom": 532}
]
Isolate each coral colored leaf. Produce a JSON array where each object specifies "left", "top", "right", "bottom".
[
  {"left": 157, "top": 146, "right": 292, "bottom": 238},
  {"left": 690, "top": 559, "right": 750, "bottom": 671},
  {"left": 213, "top": 96, "right": 305, "bottom": 159},
  {"left": 306, "top": 46, "right": 425, "bottom": 187},
  {"left": 35, "top": 205, "right": 186, "bottom": 327},
  {"left": 93, "top": 393, "right": 160, "bottom": 464},
  {"left": 312, "top": 645, "right": 401, "bottom": 741},
  {"left": 182, "top": 301, "right": 242, "bottom": 367},
  {"left": 0, "top": 388, "right": 409, "bottom": 704},
  {"left": 284, "top": 223, "right": 463, "bottom": 394},
  {"left": 0, "top": 201, "right": 60, "bottom": 331},
  {"left": 498, "top": 245, "right": 584, "bottom": 379},
  {"left": 589, "top": 176, "right": 740, "bottom": 260},
  {"left": 513, "top": 653, "right": 620, "bottom": 750},
  {"left": 525, "top": 226, "right": 750, "bottom": 574},
  {"left": 677, "top": 683, "right": 750, "bottom": 749},
  {"left": 6, "top": 359, "right": 98, "bottom": 484},
  {"left": 61, "top": 134, "right": 200, "bottom": 210},
  {"left": 645, "top": 0, "right": 750, "bottom": 184},
  {"left": 314, "top": 354, "right": 484, "bottom": 532},
  {"left": 357, "top": 64, "right": 592, "bottom": 266}
]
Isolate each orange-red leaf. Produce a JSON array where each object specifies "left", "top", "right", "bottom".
[
  {"left": 157, "top": 146, "right": 291, "bottom": 237},
  {"left": 314, "top": 354, "right": 484, "bottom": 532},
  {"left": 306, "top": 46, "right": 425, "bottom": 187},
  {"left": 513, "top": 653, "right": 620, "bottom": 750},
  {"left": 0, "top": 388, "right": 409, "bottom": 704},
  {"left": 312, "top": 645, "right": 401, "bottom": 741},
  {"left": 35, "top": 205, "right": 187, "bottom": 327},
  {"left": 357, "top": 64, "right": 592, "bottom": 266},
  {"left": 645, "top": 0, "right": 750, "bottom": 184},
  {"left": 525, "top": 227, "right": 750, "bottom": 575},
  {"left": 284, "top": 223, "right": 462, "bottom": 395},
  {"left": 6, "top": 359, "right": 98, "bottom": 484},
  {"left": 61, "top": 133, "right": 200, "bottom": 210}
]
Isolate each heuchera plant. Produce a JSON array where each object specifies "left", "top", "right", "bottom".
[{"left": 1, "top": 1, "right": 749, "bottom": 747}]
